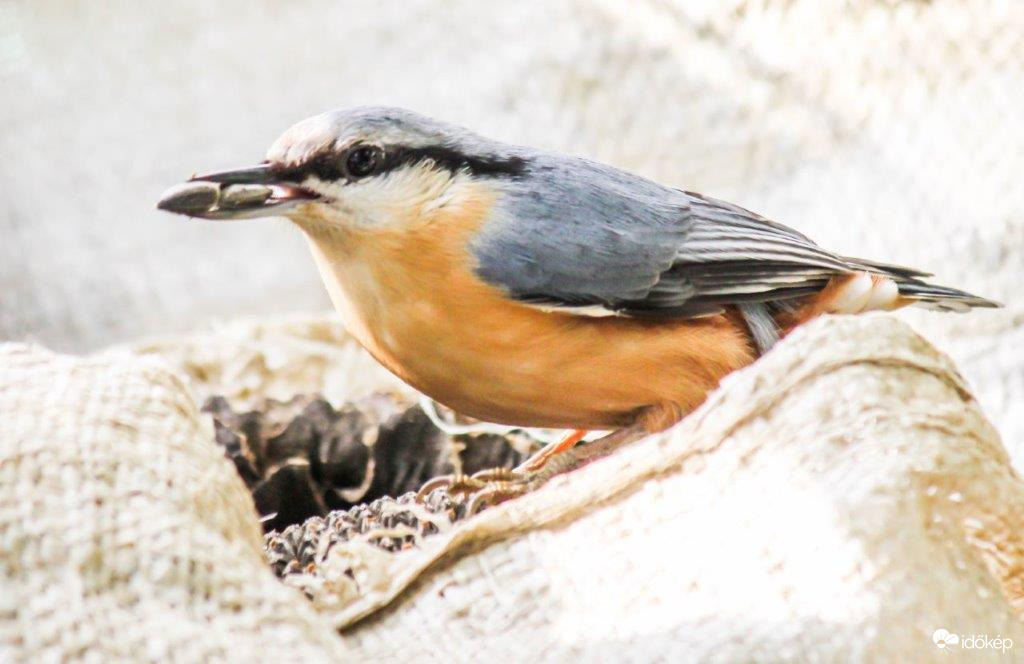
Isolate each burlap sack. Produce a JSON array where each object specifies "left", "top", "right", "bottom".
[
  {"left": 3, "top": 314, "right": 1022, "bottom": 662},
  {"left": 0, "top": 345, "right": 347, "bottom": 661}
]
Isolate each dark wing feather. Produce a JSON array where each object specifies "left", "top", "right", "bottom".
[
  {"left": 620, "top": 191, "right": 853, "bottom": 317},
  {"left": 471, "top": 153, "right": 994, "bottom": 319}
]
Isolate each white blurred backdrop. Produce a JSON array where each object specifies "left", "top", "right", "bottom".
[{"left": 1, "top": 1, "right": 1021, "bottom": 450}]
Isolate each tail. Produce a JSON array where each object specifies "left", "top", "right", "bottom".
[{"left": 847, "top": 257, "right": 1001, "bottom": 313}]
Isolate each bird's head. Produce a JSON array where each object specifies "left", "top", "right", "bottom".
[{"left": 157, "top": 107, "right": 525, "bottom": 234}]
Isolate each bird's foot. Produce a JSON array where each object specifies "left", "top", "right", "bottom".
[
  {"left": 416, "top": 405, "right": 681, "bottom": 515},
  {"left": 415, "top": 466, "right": 538, "bottom": 516},
  {"left": 414, "top": 429, "right": 589, "bottom": 514}
]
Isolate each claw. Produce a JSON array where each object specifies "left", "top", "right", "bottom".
[
  {"left": 415, "top": 468, "right": 532, "bottom": 512},
  {"left": 465, "top": 481, "right": 531, "bottom": 515},
  {"left": 415, "top": 473, "right": 486, "bottom": 502},
  {"left": 469, "top": 467, "right": 524, "bottom": 483}
]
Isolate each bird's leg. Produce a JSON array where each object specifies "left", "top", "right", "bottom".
[
  {"left": 782, "top": 271, "right": 908, "bottom": 329},
  {"left": 518, "top": 429, "right": 589, "bottom": 473},
  {"left": 517, "top": 401, "right": 683, "bottom": 478},
  {"left": 417, "top": 403, "right": 683, "bottom": 515}
]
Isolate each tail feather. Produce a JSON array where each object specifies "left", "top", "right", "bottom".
[
  {"left": 845, "top": 256, "right": 1000, "bottom": 312},
  {"left": 893, "top": 279, "right": 1001, "bottom": 312}
]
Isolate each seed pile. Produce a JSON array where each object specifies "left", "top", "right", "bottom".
[{"left": 263, "top": 489, "right": 469, "bottom": 579}]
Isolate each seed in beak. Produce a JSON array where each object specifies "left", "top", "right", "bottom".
[
  {"left": 157, "top": 181, "right": 221, "bottom": 214},
  {"left": 219, "top": 184, "right": 273, "bottom": 209}
]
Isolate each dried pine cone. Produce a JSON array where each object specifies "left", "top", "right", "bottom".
[
  {"left": 204, "top": 393, "right": 535, "bottom": 532},
  {"left": 263, "top": 489, "right": 465, "bottom": 581}
]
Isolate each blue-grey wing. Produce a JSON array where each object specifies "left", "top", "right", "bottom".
[{"left": 471, "top": 153, "right": 913, "bottom": 318}]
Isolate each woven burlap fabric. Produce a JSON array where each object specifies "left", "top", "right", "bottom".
[
  {"left": 0, "top": 345, "right": 347, "bottom": 662},
  {"left": 88, "top": 314, "right": 1024, "bottom": 660},
  {"left": 2, "top": 314, "right": 1021, "bottom": 661}
]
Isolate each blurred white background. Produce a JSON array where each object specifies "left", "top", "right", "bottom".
[{"left": 1, "top": 1, "right": 1021, "bottom": 450}]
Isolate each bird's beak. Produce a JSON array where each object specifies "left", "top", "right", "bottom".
[{"left": 156, "top": 163, "right": 318, "bottom": 220}]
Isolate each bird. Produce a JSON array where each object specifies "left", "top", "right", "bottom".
[{"left": 158, "top": 106, "right": 998, "bottom": 511}]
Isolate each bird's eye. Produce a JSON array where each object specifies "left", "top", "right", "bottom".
[{"left": 345, "top": 145, "right": 383, "bottom": 178}]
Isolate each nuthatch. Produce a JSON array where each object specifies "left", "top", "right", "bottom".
[{"left": 159, "top": 107, "right": 998, "bottom": 508}]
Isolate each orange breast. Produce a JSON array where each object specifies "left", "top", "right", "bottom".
[{"left": 299, "top": 187, "right": 755, "bottom": 429}]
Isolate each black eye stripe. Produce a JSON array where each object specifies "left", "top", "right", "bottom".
[
  {"left": 271, "top": 145, "right": 527, "bottom": 183},
  {"left": 309, "top": 154, "right": 345, "bottom": 181},
  {"left": 271, "top": 154, "right": 342, "bottom": 182},
  {"left": 385, "top": 146, "right": 526, "bottom": 178}
]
